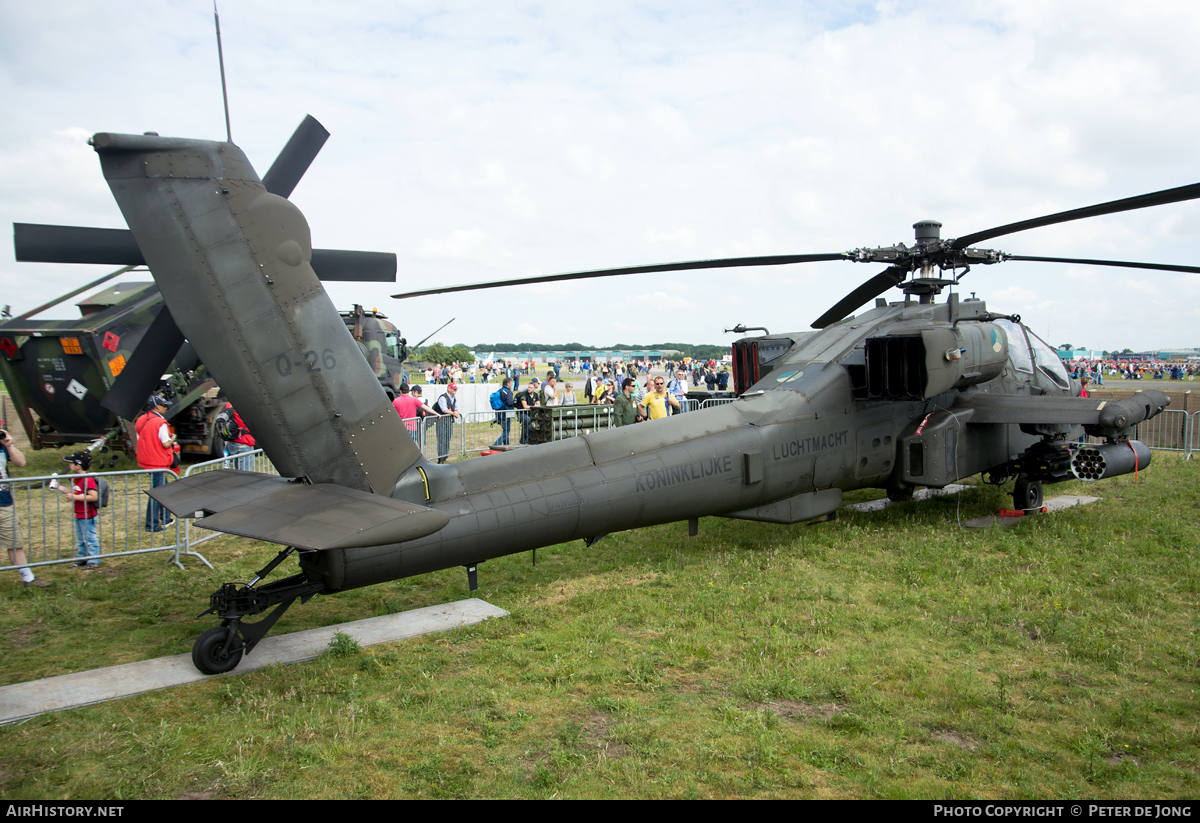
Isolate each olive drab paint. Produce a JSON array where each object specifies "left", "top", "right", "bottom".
[
  {"left": 95, "top": 133, "right": 421, "bottom": 493},
  {"left": 0, "top": 280, "right": 225, "bottom": 454},
  {"left": 343, "top": 306, "right": 408, "bottom": 397},
  {"left": 63, "top": 124, "right": 1171, "bottom": 674}
]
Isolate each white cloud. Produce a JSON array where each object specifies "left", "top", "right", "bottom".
[{"left": 4, "top": 1, "right": 1200, "bottom": 350}]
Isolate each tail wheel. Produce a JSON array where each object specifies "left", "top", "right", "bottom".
[
  {"left": 1012, "top": 477, "right": 1044, "bottom": 512},
  {"left": 192, "top": 626, "right": 245, "bottom": 675}
]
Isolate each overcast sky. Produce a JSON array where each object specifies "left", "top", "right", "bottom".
[{"left": 4, "top": 1, "right": 1200, "bottom": 351}]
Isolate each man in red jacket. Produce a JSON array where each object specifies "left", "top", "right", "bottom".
[{"left": 136, "top": 395, "right": 177, "bottom": 533}]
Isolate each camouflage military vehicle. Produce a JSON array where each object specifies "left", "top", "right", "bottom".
[
  {"left": 0, "top": 289, "right": 410, "bottom": 455},
  {"left": 341, "top": 304, "right": 408, "bottom": 399},
  {"left": 0, "top": 278, "right": 225, "bottom": 456}
]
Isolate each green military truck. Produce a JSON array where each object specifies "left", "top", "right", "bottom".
[
  {"left": 0, "top": 279, "right": 226, "bottom": 458},
  {"left": 341, "top": 304, "right": 408, "bottom": 399},
  {"left": 0, "top": 290, "right": 410, "bottom": 457}
]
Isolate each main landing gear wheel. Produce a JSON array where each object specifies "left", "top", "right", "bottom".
[
  {"left": 886, "top": 486, "right": 915, "bottom": 503},
  {"left": 1012, "top": 477, "right": 1044, "bottom": 512},
  {"left": 192, "top": 626, "right": 245, "bottom": 675}
]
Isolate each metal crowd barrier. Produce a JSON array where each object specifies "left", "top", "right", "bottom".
[
  {"left": 1082, "top": 408, "right": 1196, "bottom": 458},
  {"left": 0, "top": 467, "right": 185, "bottom": 573},
  {"left": 6, "top": 400, "right": 1191, "bottom": 578},
  {"left": 1130, "top": 408, "right": 1192, "bottom": 453},
  {"left": 177, "top": 448, "right": 279, "bottom": 564},
  {"left": 462, "top": 410, "right": 525, "bottom": 452},
  {"left": 396, "top": 414, "right": 459, "bottom": 463}
]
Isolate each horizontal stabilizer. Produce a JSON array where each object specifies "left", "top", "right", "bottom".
[{"left": 148, "top": 470, "right": 449, "bottom": 550}]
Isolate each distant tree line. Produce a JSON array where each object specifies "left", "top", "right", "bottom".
[
  {"left": 416, "top": 342, "right": 473, "bottom": 364},
  {"left": 1056, "top": 344, "right": 1143, "bottom": 357}
]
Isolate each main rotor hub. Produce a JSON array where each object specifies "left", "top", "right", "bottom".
[
  {"left": 913, "top": 219, "right": 942, "bottom": 246},
  {"left": 846, "top": 222, "right": 1005, "bottom": 302}
]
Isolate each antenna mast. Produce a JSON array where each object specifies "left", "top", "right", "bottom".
[{"left": 214, "top": 2, "right": 233, "bottom": 143}]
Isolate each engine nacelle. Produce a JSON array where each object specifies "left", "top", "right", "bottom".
[
  {"left": 864, "top": 323, "right": 1007, "bottom": 400},
  {"left": 1085, "top": 391, "right": 1170, "bottom": 440}
]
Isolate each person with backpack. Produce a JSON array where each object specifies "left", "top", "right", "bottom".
[
  {"left": 57, "top": 452, "right": 100, "bottom": 569},
  {"left": 218, "top": 402, "right": 255, "bottom": 471},
  {"left": 491, "top": 378, "right": 515, "bottom": 447}
]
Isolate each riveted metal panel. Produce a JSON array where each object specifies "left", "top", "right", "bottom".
[
  {"left": 143, "top": 151, "right": 212, "bottom": 179},
  {"left": 96, "top": 135, "right": 421, "bottom": 493}
]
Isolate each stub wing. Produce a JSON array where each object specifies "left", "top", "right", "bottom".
[
  {"left": 148, "top": 470, "right": 449, "bottom": 551},
  {"left": 951, "top": 393, "right": 1105, "bottom": 425},
  {"left": 952, "top": 389, "right": 1169, "bottom": 438}
]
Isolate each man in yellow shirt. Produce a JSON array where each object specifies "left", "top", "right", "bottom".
[{"left": 643, "top": 377, "right": 680, "bottom": 420}]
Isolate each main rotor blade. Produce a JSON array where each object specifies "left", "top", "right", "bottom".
[
  {"left": 392, "top": 252, "right": 849, "bottom": 299},
  {"left": 1004, "top": 254, "right": 1200, "bottom": 275},
  {"left": 811, "top": 266, "right": 905, "bottom": 329},
  {"left": 952, "top": 182, "right": 1200, "bottom": 249},
  {"left": 15, "top": 223, "right": 394, "bottom": 282},
  {"left": 100, "top": 305, "right": 186, "bottom": 421},
  {"left": 261, "top": 115, "right": 330, "bottom": 198}
]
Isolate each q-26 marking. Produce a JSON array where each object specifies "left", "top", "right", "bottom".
[{"left": 276, "top": 348, "right": 337, "bottom": 378}]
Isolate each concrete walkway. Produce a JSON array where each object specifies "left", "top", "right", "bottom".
[
  {"left": 843, "top": 486, "right": 1102, "bottom": 528},
  {"left": 963, "top": 495, "right": 1101, "bottom": 528},
  {"left": 843, "top": 484, "right": 972, "bottom": 513},
  {"left": 0, "top": 598, "right": 509, "bottom": 725}
]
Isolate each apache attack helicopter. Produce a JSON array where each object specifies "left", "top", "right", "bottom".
[{"left": 14, "top": 117, "right": 1178, "bottom": 675}]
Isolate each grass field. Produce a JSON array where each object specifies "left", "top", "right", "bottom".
[{"left": 0, "top": 450, "right": 1197, "bottom": 799}]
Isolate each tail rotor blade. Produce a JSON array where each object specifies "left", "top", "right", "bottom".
[
  {"left": 261, "top": 115, "right": 330, "bottom": 198},
  {"left": 310, "top": 249, "right": 397, "bottom": 282},
  {"left": 811, "top": 266, "right": 905, "bottom": 329},
  {"left": 100, "top": 306, "right": 186, "bottom": 421},
  {"left": 14, "top": 223, "right": 144, "bottom": 266},
  {"left": 15, "top": 223, "right": 392, "bottom": 282}
]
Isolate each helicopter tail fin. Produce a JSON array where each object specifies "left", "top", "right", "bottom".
[{"left": 93, "top": 132, "right": 421, "bottom": 493}]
